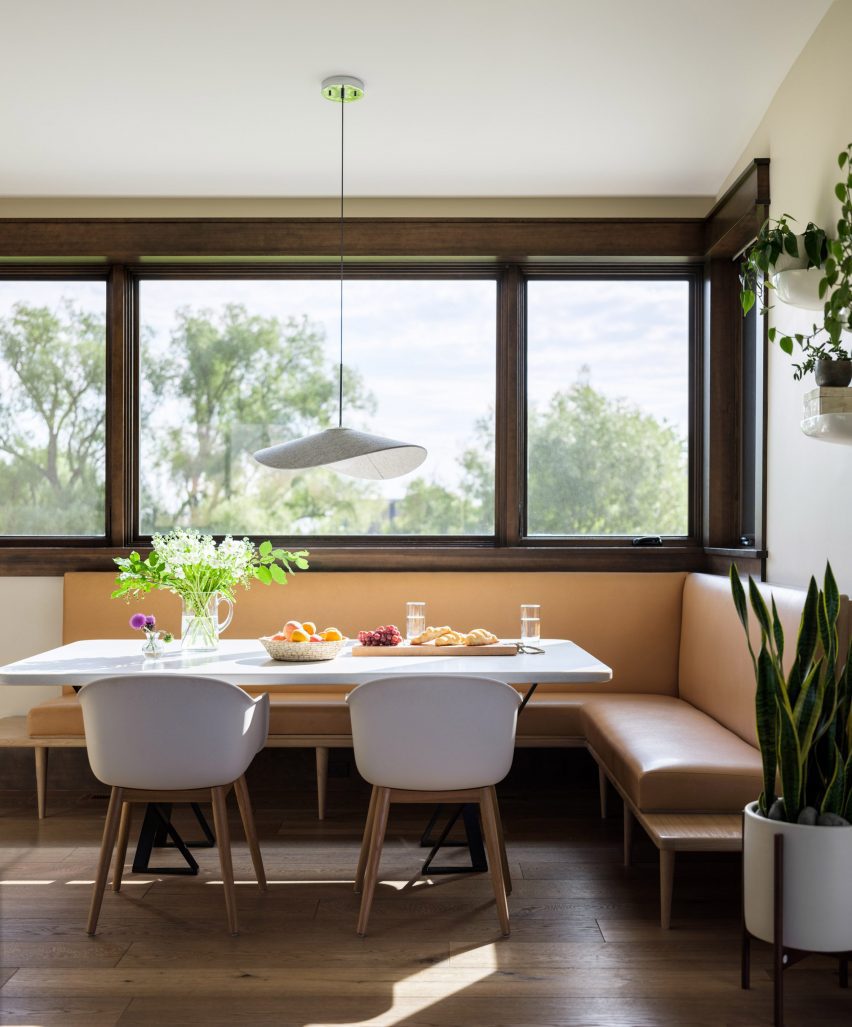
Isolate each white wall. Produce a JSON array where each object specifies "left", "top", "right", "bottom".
[
  {"left": 0, "top": 578, "right": 63, "bottom": 716},
  {"left": 718, "top": 0, "right": 852, "bottom": 593}
]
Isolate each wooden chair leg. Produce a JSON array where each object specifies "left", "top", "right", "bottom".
[
  {"left": 488, "top": 785, "right": 512, "bottom": 896},
  {"left": 87, "top": 785, "right": 123, "bottom": 936},
  {"left": 315, "top": 746, "right": 329, "bottom": 821},
  {"left": 112, "top": 802, "right": 132, "bottom": 892},
  {"left": 234, "top": 774, "right": 267, "bottom": 891},
  {"left": 356, "top": 786, "right": 390, "bottom": 937},
  {"left": 598, "top": 765, "right": 607, "bottom": 819},
  {"left": 35, "top": 747, "right": 48, "bottom": 820},
  {"left": 211, "top": 785, "right": 238, "bottom": 935},
  {"left": 355, "top": 785, "right": 379, "bottom": 895},
  {"left": 623, "top": 803, "right": 634, "bottom": 867},
  {"left": 480, "top": 787, "right": 510, "bottom": 936},
  {"left": 660, "top": 848, "right": 675, "bottom": 929}
]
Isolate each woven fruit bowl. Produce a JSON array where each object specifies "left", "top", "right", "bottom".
[{"left": 259, "top": 636, "right": 347, "bottom": 662}]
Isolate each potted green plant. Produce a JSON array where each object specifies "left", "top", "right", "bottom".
[
  {"left": 740, "top": 143, "right": 852, "bottom": 386},
  {"left": 739, "top": 215, "right": 828, "bottom": 317},
  {"left": 730, "top": 563, "right": 852, "bottom": 954}
]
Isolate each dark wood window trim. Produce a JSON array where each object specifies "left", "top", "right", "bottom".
[{"left": 0, "top": 200, "right": 767, "bottom": 575}]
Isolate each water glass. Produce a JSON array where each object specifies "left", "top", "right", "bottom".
[
  {"left": 520, "top": 604, "right": 541, "bottom": 642},
  {"left": 406, "top": 601, "right": 426, "bottom": 641}
]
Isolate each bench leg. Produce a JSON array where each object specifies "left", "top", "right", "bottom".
[
  {"left": 598, "top": 766, "right": 607, "bottom": 819},
  {"left": 316, "top": 746, "right": 329, "bottom": 821},
  {"left": 35, "top": 746, "right": 48, "bottom": 819},
  {"left": 660, "top": 849, "right": 675, "bottom": 929},
  {"left": 623, "top": 803, "right": 633, "bottom": 867}
]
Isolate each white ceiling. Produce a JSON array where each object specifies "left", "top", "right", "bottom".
[{"left": 0, "top": 0, "right": 832, "bottom": 198}]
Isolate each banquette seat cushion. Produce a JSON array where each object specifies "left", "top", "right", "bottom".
[
  {"left": 583, "top": 572, "right": 843, "bottom": 814},
  {"left": 583, "top": 695, "right": 763, "bottom": 812}
]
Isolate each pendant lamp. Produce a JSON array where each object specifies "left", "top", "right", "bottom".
[{"left": 253, "top": 75, "right": 427, "bottom": 480}]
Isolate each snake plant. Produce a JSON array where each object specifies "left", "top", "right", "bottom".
[{"left": 730, "top": 564, "right": 852, "bottom": 824}]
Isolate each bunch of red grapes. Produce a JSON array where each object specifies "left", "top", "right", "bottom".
[{"left": 358, "top": 624, "right": 403, "bottom": 646}]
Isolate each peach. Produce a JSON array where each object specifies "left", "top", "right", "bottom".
[
  {"left": 302, "top": 621, "right": 317, "bottom": 635},
  {"left": 290, "top": 627, "right": 310, "bottom": 643},
  {"left": 283, "top": 620, "right": 303, "bottom": 641},
  {"left": 321, "top": 627, "right": 343, "bottom": 642},
  {"left": 309, "top": 633, "right": 323, "bottom": 642}
]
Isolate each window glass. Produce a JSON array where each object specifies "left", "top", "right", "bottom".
[
  {"left": 526, "top": 279, "right": 690, "bottom": 537},
  {"left": 138, "top": 278, "right": 496, "bottom": 536},
  {"left": 0, "top": 280, "right": 107, "bottom": 536}
]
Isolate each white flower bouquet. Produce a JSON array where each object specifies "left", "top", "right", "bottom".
[{"left": 112, "top": 528, "right": 309, "bottom": 649}]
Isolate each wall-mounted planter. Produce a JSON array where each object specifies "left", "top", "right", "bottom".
[{"left": 771, "top": 268, "right": 829, "bottom": 310}]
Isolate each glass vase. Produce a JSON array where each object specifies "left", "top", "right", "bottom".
[
  {"left": 180, "top": 593, "right": 234, "bottom": 652},
  {"left": 141, "top": 633, "right": 166, "bottom": 658}
]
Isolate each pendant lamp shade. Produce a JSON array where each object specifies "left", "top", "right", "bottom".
[
  {"left": 252, "top": 75, "right": 427, "bottom": 481},
  {"left": 254, "top": 427, "right": 427, "bottom": 480}
]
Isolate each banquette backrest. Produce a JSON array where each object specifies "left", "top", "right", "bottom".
[
  {"left": 62, "top": 570, "right": 690, "bottom": 696},
  {"left": 678, "top": 572, "right": 849, "bottom": 747}
]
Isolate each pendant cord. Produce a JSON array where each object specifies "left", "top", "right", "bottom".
[{"left": 338, "top": 92, "right": 345, "bottom": 429}]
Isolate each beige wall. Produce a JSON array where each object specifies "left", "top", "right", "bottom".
[
  {"left": 717, "top": 0, "right": 852, "bottom": 592},
  {"left": 0, "top": 578, "right": 63, "bottom": 716}
]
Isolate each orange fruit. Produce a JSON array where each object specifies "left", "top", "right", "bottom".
[
  {"left": 321, "top": 627, "right": 343, "bottom": 642},
  {"left": 290, "top": 627, "right": 310, "bottom": 643},
  {"left": 302, "top": 620, "right": 317, "bottom": 635},
  {"left": 283, "top": 620, "right": 303, "bottom": 640}
]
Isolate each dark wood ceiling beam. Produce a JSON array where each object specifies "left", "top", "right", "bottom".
[{"left": 0, "top": 217, "right": 706, "bottom": 260}]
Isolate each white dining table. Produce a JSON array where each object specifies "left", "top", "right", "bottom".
[
  {"left": 0, "top": 637, "right": 613, "bottom": 688},
  {"left": 0, "top": 637, "right": 612, "bottom": 878}
]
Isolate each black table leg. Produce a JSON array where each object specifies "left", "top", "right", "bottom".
[
  {"left": 420, "top": 803, "right": 488, "bottom": 875},
  {"left": 417, "top": 682, "right": 538, "bottom": 877},
  {"left": 131, "top": 802, "right": 215, "bottom": 876}
]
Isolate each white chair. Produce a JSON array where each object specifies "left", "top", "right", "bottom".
[
  {"left": 347, "top": 674, "right": 521, "bottom": 936},
  {"left": 78, "top": 674, "right": 269, "bottom": 936}
]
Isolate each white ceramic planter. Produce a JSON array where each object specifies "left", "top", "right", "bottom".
[
  {"left": 770, "top": 234, "right": 810, "bottom": 274},
  {"left": 770, "top": 267, "right": 830, "bottom": 310},
  {"left": 743, "top": 801, "right": 852, "bottom": 952}
]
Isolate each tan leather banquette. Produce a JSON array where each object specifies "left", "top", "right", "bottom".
[{"left": 22, "top": 568, "right": 833, "bottom": 927}]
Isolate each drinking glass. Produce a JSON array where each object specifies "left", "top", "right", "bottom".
[
  {"left": 406, "top": 602, "right": 426, "bottom": 641},
  {"left": 520, "top": 604, "right": 541, "bottom": 642}
]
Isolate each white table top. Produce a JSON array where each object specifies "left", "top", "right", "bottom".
[{"left": 0, "top": 638, "right": 612, "bottom": 687}]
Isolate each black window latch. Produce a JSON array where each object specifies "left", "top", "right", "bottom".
[{"left": 632, "top": 536, "right": 663, "bottom": 546}]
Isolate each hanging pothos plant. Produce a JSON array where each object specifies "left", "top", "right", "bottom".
[{"left": 739, "top": 142, "right": 852, "bottom": 380}]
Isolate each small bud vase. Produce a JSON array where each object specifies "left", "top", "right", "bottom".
[{"left": 141, "top": 634, "right": 166, "bottom": 658}]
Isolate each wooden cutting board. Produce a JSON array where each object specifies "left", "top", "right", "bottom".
[{"left": 351, "top": 642, "right": 518, "bottom": 657}]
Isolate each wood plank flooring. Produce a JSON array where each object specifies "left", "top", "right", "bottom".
[{"left": 0, "top": 750, "right": 849, "bottom": 1026}]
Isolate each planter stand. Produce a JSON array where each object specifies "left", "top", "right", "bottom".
[{"left": 741, "top": 831, "right": 850, "bottom": 1026}]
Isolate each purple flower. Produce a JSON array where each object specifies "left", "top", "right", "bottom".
[
  {"left": 129, "top": 613, "right": 147, "bottom": 630},
  {"left": 144, "top": 615, "right": 156, "bottom": 630}
]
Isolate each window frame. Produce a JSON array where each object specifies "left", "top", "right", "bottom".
[
  {"left": 0, "top": 192, "right": 768, "bottom": 576},
  {"left": 519, "top": 264, "right": 702, "bottom": 546},
  {"left": 129, "top": 263, "right": 504, "bottom": 547},
  {"left": 0, "top": 266, "right": 111, "bottom": 544}
]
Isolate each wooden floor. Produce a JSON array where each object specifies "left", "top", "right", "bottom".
[{"left": 0, "top": 750, "right": 849, "bottom": 1027}]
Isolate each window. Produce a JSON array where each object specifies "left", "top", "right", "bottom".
[
  {"left": 137, "top": 276, "right": 496, "bottom": 537},
  {"left": 525, "top": 276, "right": 692, "bottom": 538},
  {"left": 0, "top": 278, "right": 107, "bottom": 536},
  {"left": 1, "top": 208, "right": 758, "bottom": 573}
]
